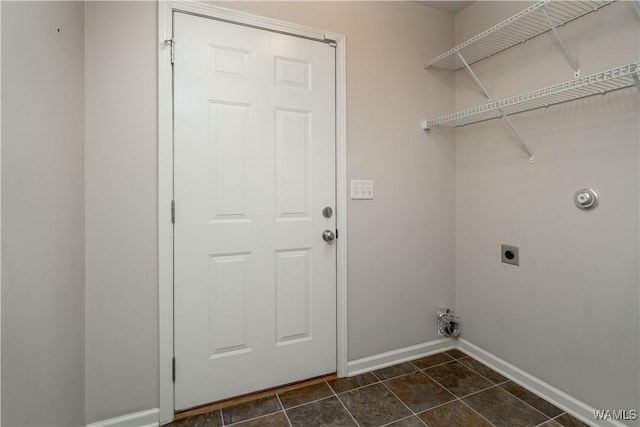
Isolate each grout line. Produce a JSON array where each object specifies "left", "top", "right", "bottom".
[
  {"left": 414, "top": 360, "right": 458, "bottom": 371},
  {"left": 380, "top": 414, "right": 426, "bottom": 427},
  {"left": 275, "top": 395, "right": 293, "bottom": 427},
  {"left": 326, "top": 375, "right": 382, "bottom": 396},
  {"left": 224, "top": 410, "right": 286, "bottom": 427},
  {"left": 455, "top": 357, "right": 509, "bottom": 385},
  {"left": 372, "top": 367, "right": 420, "bottom": 382},
  {"left": 454, "top": 383, "right": 499, "bottom": 400},
  {"left": 414, "top": 397, "right": 457, "bottom": 414},
  {"left": 421, "top": 365, "right": 496, "bottom": 401},
  {"left": 496, "top": 382, "right": 556, "bottom": 422},
  {"left": 328, "top": 381, "right": 362, "bottom": 427},
  {"left": 457, "top": 395, "right": 499, "bottom": 427},
  {"left": 223, "top": 395, "right": 285, "bottom": 426},
  {"left": 334, "top": 381, "right": 383, "bottom": 396},
  {"left": 421, "top": 358, "right": 514, "bottom": 402},
  {"left": 379, "top": 374, "right": 424, "bottom": 421},
  {"left": 279, "top": 393, "right": 336, "bottom": 411},
  {"left": 420, "top": 367, "right": 497, "bottom": 426},
  {"left": 444, "top": 350, "right": 466, "bottom": 360}
]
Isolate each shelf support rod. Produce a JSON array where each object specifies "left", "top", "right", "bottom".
[
  {"left": 499, "top": 109, "right": 535, "bottom": 164},
  {"left": 457, "top": 52, "right": 493, "bottom": 102},
  {"left": 541, "top": 6, "right": 580, "bottom": 78},
  {"left": 457, "top": 51, "right": 534, "bottom": 163},
  {"left": 633, "top": 74, "right": 640, "bottom": 92}
]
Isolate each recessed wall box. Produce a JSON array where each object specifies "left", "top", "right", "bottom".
[{"left": 501, "top": 244, "right": 519, "bottom": 266}]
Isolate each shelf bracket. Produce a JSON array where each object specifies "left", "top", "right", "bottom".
[
  {"left": 456, "top": 51, "right": 534, "bottom": 164},
  {"left": 541, "top": 6, "right": 580, "bottom": 78},
  {"left": 498, "top": 109, "right": 535, "bottom": 164},
  {"left": 457, "top": 52, "right": 492, "bottom": 102}
]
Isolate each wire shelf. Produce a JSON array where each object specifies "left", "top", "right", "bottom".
[
  {"left": 421, "top": 61, "right": 640, "bottom": 129},
  {"left": 424, "top": 0, "right": 615, "bottom": 70}
]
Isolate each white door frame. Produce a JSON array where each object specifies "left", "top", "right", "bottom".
[
  {"left": 158, "top": 2, "right": 348, "bottom": 423},
  {"left": 0, "top": 3, "right": 3, "bottom": 425}
]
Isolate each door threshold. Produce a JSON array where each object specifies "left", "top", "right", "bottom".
[{"left": 173, "top": 373, "right": 338, "bottom": 421}]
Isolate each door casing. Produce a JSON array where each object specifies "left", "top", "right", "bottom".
[{"left": 158, "top": 2, "right": 348, "bottom": 423}]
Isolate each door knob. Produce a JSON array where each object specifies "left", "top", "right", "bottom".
[{"left": 322, "top": 230, "right": 335, "bottom": 243}]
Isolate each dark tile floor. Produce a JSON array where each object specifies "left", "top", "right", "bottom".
[{"left": 170, "top": 349, "right": 591, "bottom": 427}]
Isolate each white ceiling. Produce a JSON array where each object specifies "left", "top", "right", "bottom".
[{"left": 414, "top": 1, "right": 475, "bottom": 14}]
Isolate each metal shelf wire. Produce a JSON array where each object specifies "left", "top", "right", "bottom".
[
  {"left": 421, "top": 62, "right": 640, "bottom": 129},
  {"left": 424, "top": 0, "right": 615, "bottom": 70}
]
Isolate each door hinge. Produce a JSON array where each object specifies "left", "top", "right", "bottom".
[
  {"left": 172, "top": 357, "right": 176, "bottom": 382},
  {"left": 336, "top": 229, "right": 339, "bottom": 239},
  {"left": 166, "top": 39, "right": 175, "bottom": 64},
  {"left": 171, "top": 200, "right": 175, "bottom": 224}
]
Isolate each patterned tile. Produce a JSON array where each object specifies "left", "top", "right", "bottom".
[
  {"left": 279, "top": 382, "right": 333, "bottom": 409},
  {"left": 384, "top": 371, "right": 456, "bottom": 412},
  {"left": 231, "top": 411, "right": 289, "bottom": 426},
  {"left": 221, "top": 395, "right": 282, "bottom": 425},
  {"left": 373, "top": 362, "right": 418, "bottom": 380},
  {"left": 169, "top": 411, "right": 222, "bottom": 427},
  {"left": 172, "top": 358, "right": 589, "bottom": 427},
  {"left": 327, "top": 372, "right": 378, "bottom": 394},
  {"left": 554, "top": 413, "right": 591, "bottom": 427},
  {"left": 338, "top": 383, "right": 412, "bottom": 426},
  {"left": 286, "top": 396, "right": 356, "bottom": 427},
  {"left": 425, "top": 361, "right": 494, "bottom": 397},
  {"left": 445, "top": 349, "right": 468, "bottom": 359},
  {"left": 418, "top": 400, "right": 492, "bottom": 427},
  {"left": 463, "top": 386, "right": 549, "bottom": 427},
  {"left": 412, "top": 353, "right": 454, "bottom": 370},
  {"left": 457, "top": 357, "right": 509, "bottom": 384},
  {"left": 501, "top": 381, "right": 563, "bottom": 418}
]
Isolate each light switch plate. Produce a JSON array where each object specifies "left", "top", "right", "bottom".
[{"left": 351, "top": 180, "right": 374, "bottom": 200}]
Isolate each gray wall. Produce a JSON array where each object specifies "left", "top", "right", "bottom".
[
  {"left": 83, "top": 1, "right": 455, "bottom": 422},
  {"left": 212, "top": 0, "right": 457, "bottom": 363},
  {"left": 1, "top": 2, "right": 85, "bottom": 425},
  {"left": 7, "top": 1, "right": 637, "bottom": 424},
  {"left": 84, "top": 1, "right": 158, "bottom": 424},
  {"left": 454, "top": 1, "right": 640, "bottom": 418}
]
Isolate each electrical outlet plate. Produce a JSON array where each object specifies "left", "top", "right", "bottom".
[
  {"left": 351, "top": 180, "right": 374, "bottom": 200},
  {"left": 501, "top": 244, "right": 519, "bottom": 266}
]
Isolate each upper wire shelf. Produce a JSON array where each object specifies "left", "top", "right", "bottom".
[
  {"left": 421, "top": 61, "right": 640, "bottom": 129},
  {"left": 424, "top": 0, "right": 615, "bottom": 70}
]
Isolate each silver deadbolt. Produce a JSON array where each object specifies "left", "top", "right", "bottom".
[
  {"left": 322, "top": 230, "right": 335, "bottom": 243},
  {"left": 574, "top": 188, "right": 598, "bottom": 210},
  {"left": 322, "top": 207, "right": 333, "bottom": 218}
]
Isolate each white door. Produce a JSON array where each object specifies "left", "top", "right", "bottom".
[{"left": 173, "top": 12, "right": 337, "bottom": 410}]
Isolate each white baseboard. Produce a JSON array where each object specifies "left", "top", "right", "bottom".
[
  {"left": 347, "top": 337, "right": 454, "bottom": 376},
  {"left": 86, "top": 408, "right": 159, "bottom": 427},
  {"left": 89, "top": 340, "right": 628, "bottom": 427},
  {"left": 457, "top": 339, "right": 627, "bottom": 427}
]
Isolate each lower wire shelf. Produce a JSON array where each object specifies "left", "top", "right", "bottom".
[{"left": 421, "top": 61, "right": 640, "bottom": 130}]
